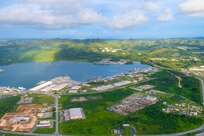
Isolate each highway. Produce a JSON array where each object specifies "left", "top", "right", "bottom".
[
  {"left": 195, "top": 78, "right": 204, "bottom": 105},
  {"left": 196, "top": 132, "right": 204, "bottom": 136},
  {"left": 158, "top": 124, "right": 204, "bottom": 136}
]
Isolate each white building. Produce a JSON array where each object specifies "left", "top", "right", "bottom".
[
  {"left": 145, "top": 96, "right": 157, "bottom": 103},
  {"left": 69, "top": 90, "right": 78, "bottom": 93},
  {"left": 71, "top": 86, "right": 81, "bottom": 90},
  {"left": 37, "top": 120, "right": 52, "bottom": 127},
  {"left": 30, "top": 81, "right": 53, "bottom": 91},
  {"left": 189, "top": 66, "right": 204, "bottom": 71},
  {"left": 64, "top": 108, "right": 85, "bottom": 121},
  {"left": 9, "top": 116, "right": 30, "bottom": 123},
  {"left": 113, "top": 81, "right": 131, "bottom": 87},
  {"left": 51, "top": 83, "right": 69, "bottom": 91},
  {"left": 69, "top": 108, "right": 85, "bottom": 120}
]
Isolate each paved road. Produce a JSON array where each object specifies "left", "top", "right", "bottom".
[
  {"left": 195, "top": 78, "right": 204, "bottom": 105},
  {"left": 167, "top": 71, "right": 182, "bottom": 88},
  {"left": 201, "top": 79, "right": 204, "bottom": 105},
  {"left": 130, "top": 126, "right": 136, "bottom": 136},
  {"left": 196, "top": 132, "right": 204, "bottom": 136},
  {"left": 0, "top": 129, "right": 57, "bottom": 136},
  {"left": 55, "top": 95, "right": 59, "bottom": 135}
]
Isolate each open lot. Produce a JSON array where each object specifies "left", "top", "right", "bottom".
[
  {"left": 0, "top": 104, "right": 42, "bottom": 132},
  {"left": 29, "top": 94, "right": 55, "bottom": 105},
  {"left": 0, "top": 95, "right": 55, "bottom": 133}
]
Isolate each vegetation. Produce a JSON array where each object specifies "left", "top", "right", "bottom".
[
  {"left": 0, "top": 96, "right": 20, "bottom": 118},
  {"left": 0, "top": 39, "right": 204, "bottom": 70},
  {"left": 134, "top": 70, "right": 202, "bottom": 103},
  {"left": 31, "top": 94, "right": 55, "bottom": 105},
  {"left": 124, "top": 102, "right": 203, "bottom": 135},
  {"left": 59, "top": 88, "right": 203, "bottom": 135}
]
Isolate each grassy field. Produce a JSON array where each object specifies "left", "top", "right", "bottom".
[
  {"left": 59, "top": 88, "right": 203, "bottom": 135},
  {"left": 30, "top": 94, "right": 55, "bottom": 105},
  {"left": 0, "top": 96, "right": 20, "bottom": 118},
  {"left": 134, "top": 70, "right": 202, "bottom": 103}
]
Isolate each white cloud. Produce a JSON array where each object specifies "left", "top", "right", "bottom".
[
  {"left": 0, "top": 0, "right": 179, "bottom": 29},
  {"left": 180, "top": 0, "right": 204, "bottom": 16},
  {"left": 158, "top": 9, "right": 174, "bottom": 21},
  {"left": 146, "top": 2, "right": 159, "bottom": 11},
  {"left": 0, "top": 4, "right": 69, "bottom": 27},
  {"left": 24, "top": 0, "right": 83, "bottom": 12},
  {"left": 108, "top": 10, "right": 149, "bottom": 29},
  {"left": 0, "top": 0, "right": 104, "bottom": 28},
  {"left": 77, "top": 9, "right": 106, "bottom": 24}
]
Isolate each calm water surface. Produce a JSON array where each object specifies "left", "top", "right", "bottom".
[{"left": 0, "top": 61, "right": 151, "bottom": 88}]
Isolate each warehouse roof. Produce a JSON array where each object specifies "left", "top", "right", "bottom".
[{"left": 69, "top": 108, "right": 83, "bottom": 117}]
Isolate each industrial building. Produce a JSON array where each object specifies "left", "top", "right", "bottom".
[
  {"left": 29, "top": 76, "right": 80, "bottom": 94},
  {"left": 64, "top": 108, "right": 85, "bottom": 121},
  {"left": 69, "top": 90, "right": 78, "bottom": 93},
  {"left": 113, "top": 81, "right": 131, "bottom": 87},
  {"left": 189, "top": 66, "right": 204, "bottom": 71},
  {"left": 37, "top": 120, "right": 52, "bottom": 128},
  {"left": 71, "top": 86, "right": 81, "bottom": 90},
  {"left": 30, "top": 81, "right": 53, "bottom": 92},
  {"left": 9, "top": 116, "right": 30, "bottom": 123},
  {"left": 92, "top": 80, "right": 131, "bottom": 92}
]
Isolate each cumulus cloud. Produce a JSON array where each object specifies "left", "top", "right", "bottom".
[
  {"left": 24, "top": 0, "right": 83, "bottom": 13},
  {"left": 0, "top": 4, "right": 70, "bottom": 27},
  {"left": 158, "top": 9, "right": 174, "bottom": 21},
  {"left": 146, "top": 2, "right": 159, "bottom": 11},
  {"left": 108, "top": 10, "right": 149, "bottom": 29},
  {"left": 77, "top": 9, "right": 106, "bottom": 24},
  {"left": 0, "top": 0, "right": 104, "bottom": 28},
  {"left": 0, "top": 0, "right": 178, "bottom": 29},
  {"left": 180, "top": 0, "right": 204, "bottom": 16}
]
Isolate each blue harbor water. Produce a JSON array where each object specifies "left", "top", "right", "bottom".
[{"left": 0, "top": 61, "right": 151, "bottom": 88}]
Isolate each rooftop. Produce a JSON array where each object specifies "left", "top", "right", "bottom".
[{"left": 69, "top": 108, "right": 83, "bottom": 118}]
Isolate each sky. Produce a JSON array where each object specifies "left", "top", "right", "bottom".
[{"left": 0, "top": 0, "right": 204, "bottom": 39}]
